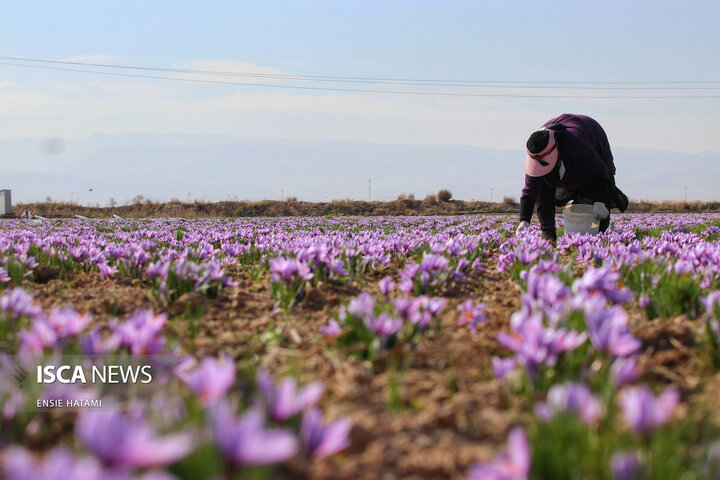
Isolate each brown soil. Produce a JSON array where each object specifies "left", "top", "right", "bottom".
[{"left": 17, "top": 258, "right": 713, "bottom": 479}]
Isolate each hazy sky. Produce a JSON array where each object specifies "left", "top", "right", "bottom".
[{"left": 2, "top": 0, "right": 720, "bottom": 153}]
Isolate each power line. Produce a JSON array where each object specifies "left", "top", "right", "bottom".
[
  {"left": 3, "top": 55, "right": 720, "bottom": 87},
  {"left": 2, "top": 58, "right": 720, "bottom": 99}
]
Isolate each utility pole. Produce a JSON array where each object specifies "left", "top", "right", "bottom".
[
  {"left": 684, "top": 186, "right": 688, "bottom": 202},
  {"left": 490, "top": 188, "right": 493, "bottom": 203},
  {"left": 281, "top": 189, "right": 284, "bottom": 201},
  {"left": 368, "top": 179, "right": 371, "bottom": 202}
]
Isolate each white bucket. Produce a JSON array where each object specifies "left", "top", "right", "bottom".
[{"left": 562, "top": 203, "right": 600, "bottom": 235}]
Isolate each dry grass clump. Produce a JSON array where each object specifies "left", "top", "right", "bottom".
[
  {"left": 437, "top": 189, "right": 452, "bottom": 202},
  {"left": 12, "top": 198, "right": 720, "bottom": 219}
]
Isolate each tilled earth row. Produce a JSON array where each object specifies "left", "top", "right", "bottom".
[{"left": 19, "top": 257, "right": 703, "bottom": 479}]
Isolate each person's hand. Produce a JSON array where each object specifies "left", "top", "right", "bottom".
[
  {"left": 515, "top": 221, "right": 530, "bottom": 235},
  {"left": 593, "top": 202, "right": 609, "bottom": 220}
]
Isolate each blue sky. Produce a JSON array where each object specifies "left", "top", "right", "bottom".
[{"left": 2, "top": 0, "right": 720, "bottom": 153}]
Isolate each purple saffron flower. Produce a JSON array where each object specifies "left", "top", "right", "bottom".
[
  {"left": 0, "top": 267, "right": 10, "bottom": 283},
  {"left": 0, "top": 287, "right": 43, "bottom": 321},
  {"left": 347, "top": 292, "right": 375, "bottom": 319},
  {"left": 491, "top": 357, "right": 517, "bottom": 381},
  {"left": 18, "top": 319, "right": 57, "bottom": 354},
  {"left": 498, "top": 313, "right": 587, "bottom": 377},
  {"left": 583, "top": 299, "right": 641, "bottom": 358},
  {"left": 114, "top": 310, "right": 167, "bottom": 355},
  {"left": 703, "top": 291, "right": 720, "bottom": 318},
  {"left": 80, "top": 327, "right": 122, "bottom": 355},
  {"left": 211, "top": 401, "right": 297, "bottom": 466},
  {"left": 392, "top": 296, "right": 422, "bottom": 324},
  {"left": 419, "top": 253, "right": 450, "bottom": 275},
  {"left": 145, "top": 261, "right": 169, "bottom": 279},
  {"left": 610, "top": 357, "right": 641, "bottom": 388},
  {"left": 76, "top": 410, "right": 194, "bottom": 469},
  {"left": 257, "top": 369, "right": 324, "bottom": 423},
  {"left": 457, "top": 299, "right": 488, "bottom": 333},
  {"left": 269, "top": 256, "right": 314, "bottom": 284},
  {"left": 365, "top": 312, "right": 403, "bottom": 337},
  {"left": 398, "top": 277, "right": 414, "bottom": 292},
  {"left": 300, "top": 408, "right": 351, "bottom": 458},
  {"left": 534, "top": 382, "right": 602, "bottom": 424},
  {"left": 468, "top": 427, "right": 531, "bottom": 480},
  {"left": 471, "top": 258, "right": 485, "bottom": 274},
  {"left": 97, "top": 262, "right": 118, "bottom": 279},
  {"left": 2, "top": 446, "right": 103, "bottom": 480},
  {"left": 44, "top": 307, "right": 92, "bottom": 338},
  {"left": 320, "top": 320, "right": 342, "bottom": 338},
  {"left": 424, "top": 296, "right": 447, "bottom": 316},
  {"left": 572, "top": 267, "right": 633, "bottom": 305},
  {"left": 611, "top": 451, "right": 641, "bottom": 480},
  {"left": 330, "top": 258, "right": 349, "bottom": 276},
  {"left": 182, "top": 354, "right": 235, "bottom": 407},
  {"left": 379, "top": 276, "right": 395, "bottom": 296},
  {"left": 522, "top": 269, "right": 570, "bottom": 325},
  {"left": 620, "top": 385, "right": 679, "bottom": 435}
]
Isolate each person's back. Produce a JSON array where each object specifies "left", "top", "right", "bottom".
[
  {"left": 517, "top": 114, "right": 628, "bottom": 241},
  {"left": 543, "top": 113, "right": 616, "bottom": 176}
]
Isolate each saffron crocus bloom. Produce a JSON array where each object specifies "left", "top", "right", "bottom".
[
  {"left": 114, "top": 310, "right": 167, "bottom": 355},
  {"left": 257, "top": 369, "right": 324, "bottom": 423},
  {"left": 80, "top": 327, "right": 121, "bottom": 355},
  {"left": 379, "top": 276, "right": 395, "bottom": 296},
  {"left": 468, "top": 427, "right": 530, "bottom": 480},
  {"left": 145, "top": 261, "right": 170, "bottom": 279},
  {"left": 2, "top": 446, "right": 103, "bottom": 480},
  {"left": 300, "top": 408, "right": 351, "bottom": 458},
  {"left": 346, "top": 292, "right": 375, "bottom": 319},
  {"left": 457, "top": 299, "right": 488, "bottom": 333},
  {"left": 44, "top": 307, "right": 92, "bottom": 339},
  {"left": 498, "top": 313, "right": 587, "bottom": 378},
  {"left": 0, "top": 287, "right": 43, "bottom": 321},
  {"left": 492, "top": 357, "right": 517, "bottom": 381},
  {"left": 392, "top": 296, "right": 422, "bottom": 325},
  {"left": 419, "top": 253, "right": 450, "bottom": 275},
  {"left": 524, "top": 269, "right": 570, "bottom": 324},
  {"left": 423, "top": 296, "right": 447, "bottom": 316},
  {"left": 183, "top": 354, "right": 235, "bottom": 407},
  {"left": 269, "top": 256, "right": 313, "bottom": 284},
  {"left": 620, "top": 385, "right": 679, "bottom": 435},
  {"left": 18, "top": 319, "right": 57, "bottom": 353},
  {"left": 610, "top": 357, "right": 641, "bottom": 388},
  {"left": 572, "top": 267, "right": 633, "bottom": 305},
  {"left": 97, "top": 262, "right": 118, "bottom": 279},
  {"left": 611, "top": 451, "right": 641, "bottom": 480},
  {"left": 534, "top": 382, "right": 602, "bottom": 424},
  {"left": 211, "top": 401, "right": 297, "bottom": 466},
  {"left": 76, "top": 410, "right": 194, "bottom": 469},
  {"left": 365, "top": 312, "right": 403, "bottom": 338},
  {"left": 703, "top": 291, "right": 720, "bottom": 318},
  {"left": 319, "top": 320, "right": 342, "bottom": 338},
  {"left": 583, "top": 299, "right": 641, "bottom": 358}
]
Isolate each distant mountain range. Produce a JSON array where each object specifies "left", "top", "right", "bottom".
[{"left": 1, "top": 133, "right": 718, "bottom": 205}]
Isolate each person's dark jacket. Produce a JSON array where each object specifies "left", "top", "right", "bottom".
[{"left": 519, "top": 114, "right": 617, "bottom": 238}]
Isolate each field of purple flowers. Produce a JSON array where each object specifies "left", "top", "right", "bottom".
[{"left": 1, "top": 213, "right": 720, "bottom": 479}]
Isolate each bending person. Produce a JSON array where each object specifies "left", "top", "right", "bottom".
[{"left": 516, "top": 113, "right": 628, "bottom": 241}]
